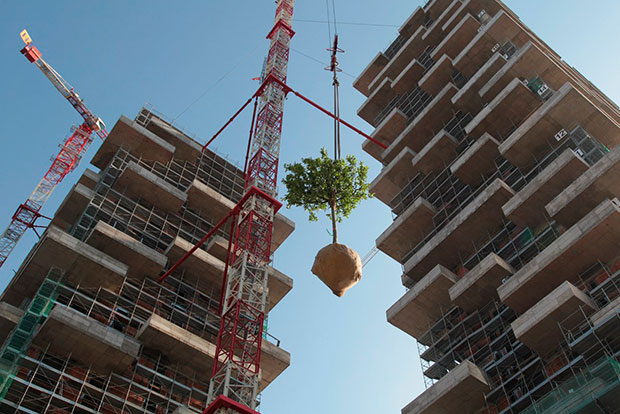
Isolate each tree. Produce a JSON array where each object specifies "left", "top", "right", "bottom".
[{"left": 282, "top": 148, "right": 371, "bottom": 244}]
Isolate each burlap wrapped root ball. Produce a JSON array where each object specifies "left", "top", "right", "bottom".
[{"left": 311, "top": 243, "right": 362, "bottom": 297}]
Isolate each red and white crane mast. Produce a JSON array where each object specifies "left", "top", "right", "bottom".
[
  {"left": 0, "top": 31, "right": 107, "bottom": 271},
  {"left": 205, "top": 0, "right": 295, "bottom": 412}
]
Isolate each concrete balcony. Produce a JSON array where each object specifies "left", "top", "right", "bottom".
[
  {"left": 0, "top": 225, "right": 127, "bottom": 308},
  {"left": 115, "top": 161, "right": 187, "bottom": 212},
  {"left": 376, "top": 197, "right": 436, "bottom": 262},
  {"left": 33, "top": 305, "right": 140, "bottom": 374},
  {"left": 441, "top": 0, "right": 507, "bottom": 36},
  {"left": 187, "top": 178, "right": 235, "bottom": 223},
  {"left": 420, "top": 0, "right": 462, "bottom": 43},
  {"left": 503, "top": 149, "right": 589, "bottom": 228},
  {"left": 144, "top": 115, "right": 203, "bottom": 163},
  {"left": 357, "top": 78, "right": 396, "bottom": 126},
  {"left": 362, "top": 108, "right": 408, "bottom": 161},
  {"left": 86, "top": 221, "right": 168, "bottom": 279},
  {"left": 430, "top": 14, "right": 481, "bottom": 62},
  {"left": 0, "top": 302, "right": 24, "bottom": 343},
  {"left": 369, "top": 147, "right": 416, "bottom": 205},
  {"left": 546, "top": 146, "right": 620, "bottom": 227},
  {"left": 451, "top": 133, "right": 500, "bottom": 186},
  {"left": 449, "top": 253, "right": 513, "bottom": 312},
  {"left": 499, "top": 83, "right": 620, "bottom": 169},
  {"left": 353, "top": 53, "right": 389, "bottom": 97},
  {"left": 411, "top": 130, "right": 459, "bottom": 176},
  {"left": 512, "top": 281, "right": 596, "bottom": 357},
  {"left": 77, "top": 168, "right": 100, "bottom": 190},
  {"left": 402, "top": 360, "right": 489, "bottom": 414},
  {"left": 465, "top": 77, "right": 541, "bottom": 140},
  {"left": 50, "top": 183, "right": 94, "bottom": 230},
  {"left": 383, "top": 83, "right": 459, "bottom": 163},
  {"left": 92, "top": 115, "right": 175, "bottom": 170},
  {"left": 452, "top": 53, "right": 508, "bottom": 114},
  {"left": 391, "top": 59, "right": 427, "bottom": 96},
  {"left": 387, "top": 265, "right": 457, "bottom": 339},
  {"left": 453, "top": 10, "right": 526, "bottom": 78},
  {"left": 403, "top": 178, "right": 514, "bottom": 284},
  {"left": 137, "top": 314, "right": 289, "bottom": 390},
  {"left": 498, "top": 198, "right": 620, "bottom": 314},
  {"left": 418, "top": 55, "right": 455, "bottom": 96}
]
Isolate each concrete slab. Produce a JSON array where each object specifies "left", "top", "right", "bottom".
[
  {"left": 465, "top": 77, "right": 541, "bottom": 140},
  {"left": 402, "top": 360, "right": 489, "bottom": 414},
  {"left": 0, "top": 302, "right": 24, "bottom": 346},
  {"left": 357, "top": 78, "right": 396, "bottom": 127},
  {"left": 34, "top": 305, "right": 140, "bottom": 374},
  {"left": 421, "top": 0, "right": 461, "bottom": 43},
  {"left": 498, "top": 198, "right": 620, "bottom": 313},
  {"left": 449, "top": 253, "right": 514, "bottom": 312},
  {"left": 144, "top": 116, "right": 203, "bottom": 163},
  {"left": 403, "top": 178, "right": 514, "bottom": 284},
  {"left": 92, "top": 115, "right": 175, "bottom": 170},
  {"left": 86, "top": 221, "right": 168, "bottom": 279},
  {"left": 165, "top": 237, "right": 226, "bottom": 290},
  {"left": 412, "top": 130, "right": 458, "bottom": 176},
  {"left": 49, "top": 183, "right": 94, "bottom": 231},
  {"left": 546, "top": 145, "right": 620, "bottom": 227},
  {"left": 499, "top": 83, "right": 620, "bottom": 169},
  {"left": 503, "top": 149, "right": 589, "bottom": 228},
  {"left": 273, "top": 212, "right": 295, "bottom": 252},
  {"left": 450, "top": 133, "right": 500, "bottom": 186},
  {"left": 376, "top": 197, "right": 437, "bottom": 262},
  {"left": 187, "top": 179, "right": 235, "bottom": 224},
  {"left": 452, "top": 53, "right": 507, "bottom": 114},
  {"left": 441, "top": 0, "right": 505, "bottom": 36},
  {"left": 370, "top": 147, "right": 417, "bottom": 205},
  {"left": 77, "top": 168, "right": 100, "bottom": 190},
  {"left": 383, "top": 83, "right": 459, "bottom": 163},
  {"left": 353, "top": 53, "right": 389, "bottom": 97},
  {"left": 431, "top": 14, "right": 480, "bottom": 61},
  {"left": 363, "top": 108, "right": 408, "bottom": 161},
  {"left": 387, "top": 265, "right": 457, "bottom": 339},
  {"left": 115, "top": 161, "right": 187, "bottom": 212},
  {"left": 512, "top": 281, "right": 596, "bottom": 357},
  {"left": 0, "top": 225, "right": 127, "bottom": 307},
  {"left": 391, "top": 59, "right": 426, "bottom": 96}
]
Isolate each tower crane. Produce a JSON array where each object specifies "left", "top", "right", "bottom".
[{"left": 0, "top": 30, "right": 108, "bottom": 271}]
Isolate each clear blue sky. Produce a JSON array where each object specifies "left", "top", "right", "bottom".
[{"left": 1, "top": 1, "right": 619, "bottom": 413}]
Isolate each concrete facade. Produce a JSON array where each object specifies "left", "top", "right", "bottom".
[
  {"left": 0, "top": 107, "right": 294, "bottom": 413},
  {"left": 356, "top": 1, "right": 620, "bottom": 412}
]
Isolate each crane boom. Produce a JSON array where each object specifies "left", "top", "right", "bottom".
[{"left": 0, "top": 31, "right": 107, "bottom": 271}]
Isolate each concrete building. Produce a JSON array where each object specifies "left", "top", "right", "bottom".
[
  {"left": 0, "top": 107, "right": 294, "bottom": 413},
  {"left": 355, "top": 1, "right": 620, "bottom": 412}
]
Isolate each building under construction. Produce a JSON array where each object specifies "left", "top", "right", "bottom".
[
  {"left": 356, "top": 0, "right": 620, "bottom": 412},
  {"left": 0, "top": 107, "right": 294, "bottom": 413}
]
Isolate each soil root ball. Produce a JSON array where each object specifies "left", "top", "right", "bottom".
[{"left": 311, "top": 243, "right": 362, "bottom": 297}]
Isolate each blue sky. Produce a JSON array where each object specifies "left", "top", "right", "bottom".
[{"left": 1, "top": 1, "right": 620, "bottom": 413}]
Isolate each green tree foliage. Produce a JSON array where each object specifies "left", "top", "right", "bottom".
[{"left": 282, "top": 148, "right": 371, "bottom": 243}]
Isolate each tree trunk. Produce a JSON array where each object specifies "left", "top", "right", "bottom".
[{"left": 330, "top": 197, "right": 338, "bottom": 244}]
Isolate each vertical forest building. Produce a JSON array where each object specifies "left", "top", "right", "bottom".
[
  {"left": 355, "top": 0, "right": 620, "bottom": 413},
  {"left": 0, "top": 107, "right": 294, "bottom": 413}
]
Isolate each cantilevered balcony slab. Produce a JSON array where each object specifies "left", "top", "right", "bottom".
[
  {"left": 387, "top": 265, "right": 457, "bottom": 339},
  {"left": 391, "top": 59, "right": 427, "bottom": 95},
  {"left": 512, "top": 281, "right": 596, "bottom": 357},
  {"left": 1, "top": 226, "right": 127, "bottom": 307},
  {"left": 454, "top": 10, "right": 528, "bottom": 77},
  {"left": 50, "top": 183, "right": 94, "bottom": 230},
  {"left": 0, "top": 302, "right": 24, "bottom": 343},
  {"left": 450, "top": 133, "right": 500, "bottom": 186},
  {"left": 370, "top": 148, "right": 416, "bottom": 205},
  {"left": 187, "top": 179, "right": 235, "bottom": 223},
  {"left": 144, "top": 115, "right": 203, "bottom": 163},
  {"left": 465, "top": 78, "right": 540, "bottom": 140},
  {"left": 421, "top": 0, "right": 462, "bottom": 43},
  {"left": 383, "top": 83, "right": 458, "bottom": 163},
  {"left": 86, "top": 221, "right": 167, "bottom": 278},
  {"left": 403, "top": 179, "right": 514, "bottom": 284},
  {"left": 92, "top": 115, "right": 175, "bottom": 169},
  {"left": 419, "top": 55, "right": 455, "bottom": 96},
  {"left": 402, "top": 360, "right": 489, "bottom": 414},
  {"left": 499, "top": 83, "right": 620, "bottom": 169},
  {"left": 503, "top": 149, "right": 589, "bottom": 228},
  {"left": 357, "top": 78, "right": 396, "bottom": 127},
  {"left": 377, "top": 197, "right": 436, "bottom": 262},
  {"left": 34, "top": 306, "right": 140, "bottom": 374},
  {"left": 353, "top": 53, "right": 389, "bottom": 97},
  {"left": 498, "top": 198, "right": 620, "bottom": 314},
  {"left": 115, "top": 161, "right": 187, "bottom": 212},
  {"left": 546, "top": 146, "right": 620, "bottom": 227},
  {"left": 363, "top": 108, "right": 408, "bottom": 161},
  {"left": 452, "top": 53, "right": 507, "bottom": 114},
  {"left": 273, "top": 213, "right": 295, "bottom": 252},
  {"left": 368, "top": 26, "right": 426, "bottom": 94},
  {"left": 449, "top": 253, "right": 513, "bottom": 312},
  {"left": 137, "top": 314, "right": 289, "bottom": 390},
  {"left": 77, "top": 168, "right": 100, "bottom": 190},
  {"left": 441, "top": 0, "right": 505, "bottom": 35},
  {"left": 412, "top": 130, "right": 458, "bottom": 176},
  {"left": 430, "top": 14, "right": 480, "bottom": 61}
]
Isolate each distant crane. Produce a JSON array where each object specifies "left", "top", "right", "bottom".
[{"left": 0, "top": 30, "right": 107, "bottom": 271}]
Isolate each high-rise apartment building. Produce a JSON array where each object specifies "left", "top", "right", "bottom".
[
  {"left": 0, "top": 107, "right": 294, "bottom": 413},
  {"left": 355, "top": 1, "right": 620, "bottom": 412}
]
